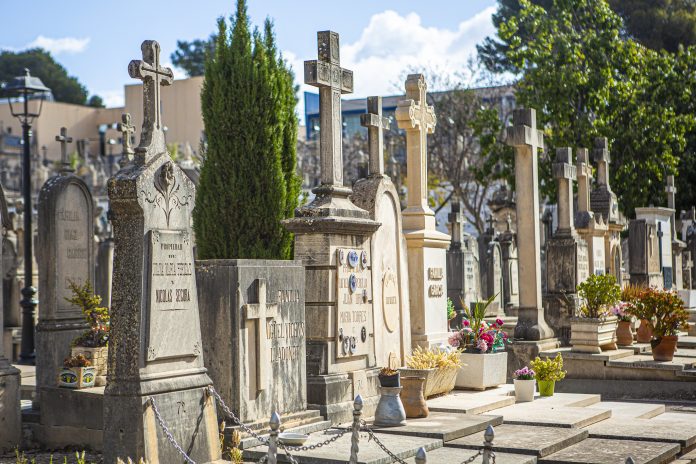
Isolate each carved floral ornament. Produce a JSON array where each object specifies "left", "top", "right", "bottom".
[{"left": 141, "top": 161, "right": 191, "bottom": 228}]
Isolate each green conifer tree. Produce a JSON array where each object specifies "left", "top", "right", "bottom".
[{"left": 194, "top": 0, "right": 300, "bottom": 259}]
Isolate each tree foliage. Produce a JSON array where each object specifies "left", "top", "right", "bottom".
[
  {"left": 0, "top": 48, "right": 89, "bottom": 105},
  {"left": 170, "top": 36, "right": 216, "bottom": 77},
  {"left": 194, "top": 0, "right": 300, "bottom": 260}
]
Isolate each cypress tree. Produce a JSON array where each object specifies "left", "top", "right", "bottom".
[{"left": 194, "top": 0, "right": 300, "bottom": 259}]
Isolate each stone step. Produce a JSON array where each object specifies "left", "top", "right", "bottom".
[
  {"left": 679, "top": 336, "right": 696, "bottom": 349},
  {"left": 238, "top": 419, "right": 333, "bottom": 450},
  {"left": 243, "top": 429, "right": 442, "bottom": 464},
  {"left": 446, "top": 424, "right": 587, "bottom": 457},
  {"left": 541, "top": 347, "right": 636, "bottom": 361},
  {"left": 491, "top": 402, "right": 612, "bottom": 428},
  {"left": 586, "top": 417, "right": 696, "bottom": 449},
  {"left": 522, "top": 393, "right": 601, "bottom": 408},
  {"left": 427, "top": 387, "right": 516, "bottom": 415},
  {"left": 607, "top": 353, "right": 696, "bottom": 372},
  {"left": 678, "top": 448, "right": 696, "bottom": 463},
  {"left": 675, "top": 348, "right": 696, "bottom": 358},
  {"left": 371, "top": 412, "right": 502, "bottom": 442},
  {"left": 538, "top": 438, "right": 680, "bottom": 464},
  {"left": 404, "top": 447, "right": 537, "bottom": 463},
  {"left": 586, "top": 401, "right": 665, "bottom": 419}
]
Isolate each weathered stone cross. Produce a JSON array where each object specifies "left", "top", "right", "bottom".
[
  {"left": 304, "top": 31, "right": 353, "bottom": 187},
  {"left": 448, "top": 201, "right": 463, "bottom": 250},
  {"left": 116, "top": 113, "right": 135, "bottom": 167},
  {"left": 360, "top": 96, "right": 390, "bottom": 176},
  {"left": 396, "top": 74, "right": 437, "bottom": 211},
  {"left": 55, "top": 127, "right": 73, "bottom": 173},
  {"left": 128, "top": 40, "right": 173, "bottom": 160},
  {"left": 593, "top": 137, "right": 611, "bottom": 188},
  {"left": 553, "top": 147, "right": 577, "bottom": 235},
  {"left": 243, "top": 279, "right": 278, "bottom": 391},
  {"left": 576, "top": 148, "right": 593, "bottom": 214},
  {"left": 666, "top": 175, "right": 678, "bottom": 239}
]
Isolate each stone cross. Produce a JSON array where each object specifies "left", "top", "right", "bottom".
[
  {"left": 116, "top": 113, "right": 135, "bottom": 167},
  {"left": 505, "top": 213, "right": 512, "bottom": 232},
  {"left": 304, "top": 31, "right": 353, "bottom": 187},
  {"left": 684, "top": 251, "right": 693, "bottom": 289},
  {"left": 360, "top": 96, "right": 390, "bottom": 176},
  {"left": 576, "top": 148, "right": 593, "bottom": 214},
  {"left": 55, "top": 127, "right": 73, "bottom": 173},
  {"left": 505, "top": 108, "right": 553, "bottom": 340},
  {"left": 666, "top": 175, "right": 677, "bottom": 239},
  {"left": 396, "top": 74, "right": 437, "bottom": 211},
  {"left": 128, "top": 40, "right": 173, "bottom": 161},
  {"left": 553, "top": 148, "right": 577, "bottom": 235},
  {"left": 243, "top": 278, "right": 279, "bottom": 391},
  {"left": 593, "top": 137, "right": 611, "bottom": 188},
  {"left": 448, "top": 201, "right": 463, "bottom": 250}
]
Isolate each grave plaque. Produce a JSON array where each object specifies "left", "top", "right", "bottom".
[
  {"left": 382, "top": 269, "right": 399, "bottom": 332},
  {"left": 336, "top": 248, "right": 372, "bottom": 359},
  {"left": 592, "top": 236, "right": 606, "bottom": 275}
]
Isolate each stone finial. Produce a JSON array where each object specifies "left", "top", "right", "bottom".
[
  {"left": 117, "top": 113, "right": 136, "bottom": 168},
  {"left": 55, "top": 127, "right": 73, "bottom": 174},
  {"left": 128, "top": 40, "right": 173, "bottom": 162},
  {"left": 360, "top": 96, "right": 390, "bottom": 176}
]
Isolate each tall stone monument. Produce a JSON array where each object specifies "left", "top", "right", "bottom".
[
  {"left": 36, "top": 127, "right": 93, "bottom": 405},
  {"left": 352, "top": 96, "right": 412, "bottom": 369},
  {"left": 478, "top": 216, "right": 503, "bottom": 314},
  {"left": 446, "top": 201, "right": 481, "bottom": 315},
  {"left": 665, "top": 175, "right": 686, "bottom": 290},
  {"left": 283, "top": 31, "right": 380, "bottom": 423},
  {"left": 395, "top": 74, "right": 450, "bottom": 348},
  {"left": 635, "top": 207, "right": 674, "bottom": 289},
  {"left": 544, "top": 148, "right": 589, "bottom": 343},
  {"left": 575, "top": 148, "right": 609, "bottom": 276},
  {"left": 104, "top": 40, "right": 222, "bottom": 464},
  {"left": 498, "top": 214, "right": 519, "bottom": 313}
]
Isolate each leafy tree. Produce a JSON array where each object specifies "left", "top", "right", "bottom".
[
  {"left": 170, "top": 36, "right": 216, "bottom": 77},
  {"left": 87, "top": 95, "right": 105, "bottom": 108},
  {"left": 194, "top": 0, "right": 300, "bottom": 259},
  {"left": 0, "top": 48, "right": 88, "bottom": 104}
]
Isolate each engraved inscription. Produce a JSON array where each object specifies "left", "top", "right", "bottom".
[
  {"left": 55, "top": 189, "right": 90, "bottom": 315},
  {"left": 336, "top": 248, "right": 372, "bottom": 358}
]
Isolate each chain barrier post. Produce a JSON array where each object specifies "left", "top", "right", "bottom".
[
  {"left": 482, "top": 425, "right": 495, "bottom": 464},
  {"left": 415, "top": 447, "right": 427, "bottom": 464},
  {"left": 268, "top": 412, "right": 280, "bottom": 464},
  {"left": 349, "top": 394, "right": 363, "bottom": 464}
]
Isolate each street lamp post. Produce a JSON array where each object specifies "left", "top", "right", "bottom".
[{"left": 4, "top": 69, "right": 51, "bottom": 365}]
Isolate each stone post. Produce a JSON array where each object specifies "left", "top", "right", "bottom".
[{"left": 553, "top": 148, "right": 576, "bottom": 236}]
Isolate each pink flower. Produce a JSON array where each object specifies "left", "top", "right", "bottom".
[
  {"left": 463, "top": 320, "right": 470, "bottom": 327},
  {"left": 496, "top": 318, "right": 504, "bottom": 326},
  {"left": 448, "top": 332, "right": 461, "bottom": 348},
  {"left": 481, "top": 332, "right": 494, "bottom": 345},
  {"left": 476, "top": 338, "right": 489, "bottom": 352}
]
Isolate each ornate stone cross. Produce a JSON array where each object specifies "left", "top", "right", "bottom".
[
  {"left": 666, "top": 175, "right": 678, "bottom": 239},
  {"left": 128, "top": 40, "right": 173, "bottom": 161},
  {"left": 304, "top": 31, "right": 353, "bottom": 188},
  {"left": 553, "top": 147, "right": 577, "bottom": 235},
  {"left": 360, "top": 96, "right": 390, "bottom": 176},
  {"left": 242, "top": 279, "right": 278, "bottom": 391},
  {"left": 55, "top": 127, "right": 73, "bottom": 173},
  {"left": 593, "top": 137, "right": 611, "bottom": 188},
  {"left": 117, "top": 113, "right": 136, "bottom": 168},
  {"left": 396, "top": 74, "right": 437, "bottom": 211},
  {"left": 576, "top": 148, "right": 593, "bottom": 214}
]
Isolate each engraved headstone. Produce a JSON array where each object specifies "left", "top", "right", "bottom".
[
  {"left": 499, "top": 214, "right": 519, "bottom": 312},
  {"left": 629, "top": 219, "right": 662, "bottom": 288},
  {"left": 575, "top": 148, "right": 609, "bottom": 276},
  {"left": 477, "top": 216, "right": 502, "bottom": 312},
  {"left": 104, "top": 40, "right": 222, "bottom": 464},
  {"left": 446, "top": 201, "right": 481, "bottom": 316},
  {"left": 635, "top": 207, "right": 674, "bottom": 289}
]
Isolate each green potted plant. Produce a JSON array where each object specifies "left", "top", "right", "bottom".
[
  {"left": 66, "top": 280, "right": 110, "bottom": 386},
  {"left": 571, "top": 274, "right": 620, "bottom": 353},
  {"left": 640, "top": 288, "right": 690, "bottom": 361},
  {"left": 513, "top": 366, "right": 536, "bottom": 402},
  {"left": 58, "top": 354, "right": 96, "bottom": 389},
  {"left": 400, "top": 347, "right": 462, "bottom": 398},
  {"left": 448, "top": 294, "right": 508, "bottom": 390},
  {"left": 378, "top": 367, "right": 400, "bottom": 388},
  {"left": 530, "top": 353, "right": 566, "bottom": 397}
]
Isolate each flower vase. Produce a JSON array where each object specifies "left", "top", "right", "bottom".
[
  {"left": 616, "top": 321, "right": 634, "bottom": 346},
  {"left": 513, "top": 379, "right": 535, "bottom": 402},
  {"left": 651, "top": 335, "right": 678, "bottom": 362},
  {"left": 400, "top": 376, "right": 428, "bottom": 418},
  {"left": 374, "top": 386, "right": 407, "bottom": 427},
  {"left": 537, "top": 380, "right": 555, "bottom": 397},
  {"left": 636, "top": 319, "right": 653, "bottom": 343}
]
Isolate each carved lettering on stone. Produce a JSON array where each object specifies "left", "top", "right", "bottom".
[{"left": 336, "top": 248, "right": 372, "bottom": 358}]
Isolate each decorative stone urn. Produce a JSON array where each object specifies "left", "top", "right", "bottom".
[
  {"left": 373, "top": 386, "right": 407, "bottom": 427},
  {"left": 570, "top": 316, "right": 618, "bottom": 353},
  {"left": 71, "top": 345, "right": 108, "bottom": 386},
  {"left": 400, "top": 376, "right": 428, "bottom": 418},
  {"left": 455, "top": 351, "right": 507, "bottom": 390}
]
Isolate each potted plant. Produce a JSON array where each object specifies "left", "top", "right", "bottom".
[
  {"left": 530, "top": 353, "right": 566, "bottom": 397},
  {"left": 623, "top": 284, "right": 652, "bottom": 343},
  {"left": 612, "top": 302, "right": 634, "bottom": 346},
  {"left": 448, "top": 294, "right": 508, "bottom": 390},
  {"left": 399, "top": 347, "right": 462, "bottom": 398},
  {"left": 513, "top": 366, "right": 536, "bottom": 402},
  {"left": 378, "top": 367, "right": 400, "bottom": 388},
  {"left": 570, "top": 274, "right": 620, "bottom": 353},
  {"left": 66, "top": 280, "right": 110, "bottom": 386},
  {"left": 640, "top": 287, "right": 690, "bottom": 361},
  {"left": 58, "top": 354, "right": 96, "bottom": 389}
]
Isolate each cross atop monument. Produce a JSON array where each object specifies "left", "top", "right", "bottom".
[
  {"left": 361, "top": 96, "right": 390, "bottom": 177},
  {"left": 486, "top": 215, "right": 497, "bottom": 233},
  {"left": 304, "top": 31, "right": 353, "bottom": 188},
  {"left": 243, "top": 279, "right": 279, "bottom": 391},
  {"left": 554, "top": 147, "right": 577, "bottom": 235},
  {"left": 55, "top": 127, "right": 73, "bottom": 174},
  {"left": 448, "top": 201, "right": 464, "bottom": 249},
  {"left": 505, "top": 213, "right": 513, "bottom": 232},
  {"left": 593, "top": 137, "right": 611, "bottom": 188},
  {"left": 576, "top": 148, "right": 593, "bottom": 214},
  {"left": 128, "top": 40, "right": 173, "bottom": 161},
  {"left": 665, "top": 175, "right": 677, "bottom": 209},
  {"left": 396, "top": 74, "right": 437, "bottom": 211},
  {"left": 116, "top": 113, "right": 136, "bottom": 168}
]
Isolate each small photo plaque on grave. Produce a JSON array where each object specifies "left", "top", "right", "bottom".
[{"left": 336, "top": 248, "right": 371, "bottom": 358}]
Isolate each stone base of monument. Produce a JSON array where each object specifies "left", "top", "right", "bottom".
[
  {"left": 0, "top": 364, "right": 21, "bottom": 452},
  {"left": 307, "top": 369, "right": 381, "bottom": 424},
  {"left": 543, "top": 293, "right": 581, "bottom": 345},
  {"left": 229, "top": 409, "right": 331, "bottom": 450},
  {"left": 506, "top": 338, "right": 561, "bottom": 380}
]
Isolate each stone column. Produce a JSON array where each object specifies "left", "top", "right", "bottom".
[{"left": 666, "top": 175, "right": 686, "bottom": 290}]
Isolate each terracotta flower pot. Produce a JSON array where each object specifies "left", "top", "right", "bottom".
[
  {"left": 651, "top": 335, "right": 678, "bottom": 362},
  {"left": 400, "top": 376, "right": 428, "bottom": 418},
  {"left": 636, "top": 319, "right": 653, "bottom": 343},
  {"left": 616, "top": 321, "right": 634, "bottom": 346},
  {"left": 537, "top": 380, "right": 555, "bottom": 397}
]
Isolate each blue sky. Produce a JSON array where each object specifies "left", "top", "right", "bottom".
[{"left": 1, "top": 0, "right": 497, "bottom": 108}]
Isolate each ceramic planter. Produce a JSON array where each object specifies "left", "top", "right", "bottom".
[
  {"left": 455, "top": 351, "right": 507, "bottom": 390},
  {"left": 537, "top": 380, "right": 555, "bottom": 397},
  {"left": 379, "top": 372, "right": 400, "bottom": 388},
  {"left": 514, "top": 379, "right": 535, "bottom": 402},
  {"left": 570, "top": 316, "right": 618, "bottom": 353},
  {"left": 400, "top": 376, "right": 428, "bottom": 418},
  {"left": 71, "top": 345, "right": 108, "bottom": 386},
  {"left": 58, "top": 366, "right": 96, "bottom": 389},
  {"left": 616, "top": 321, "right": 634, "bottom": 346},
  {"left": 373, "top": 386, "right": 407, "bottom": 427},
  {"left": 399, "top": 366, "right": 458, "bottom": 398},
  {"left": 636, "top": 319, "right": 653, "bottom": 343},
  {"left": 651, "top": 335, "right": 678, "bottom": 362}
]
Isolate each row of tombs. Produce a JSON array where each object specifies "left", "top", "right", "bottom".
[{"left": 0, "top": 32, "right": 695, "bottom": 463}]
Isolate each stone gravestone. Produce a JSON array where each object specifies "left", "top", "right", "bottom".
[
  {"left": 36, "top": 127, "right": 94, "bottom": 406},
  {"left": 396, "top": 74, "right": 451, "bottom": 348},
  {"left": 635, "top": 207, "right": 674, "bottom": 289},
  {"left": 666, "top": 175, "right": 686, "bottom": 290},
  {"left": 283, "top": 31, "right": 380, "bottom": 423},
  {"left": 477, "top": 216, "right": 502, "bottom": 313},
  {"left": 629, "top": 219, "right": 662, "bottom": 288},
  {"left": 575, "top": 148, "right": 609, "bottom": 276},
  {"left": 0, "top": 181, "right": 20, "bottom": 451},
  {"left": 352, "top": 96, "right": 412, "bottom": 369},
  {"left": 544, "top": 148, "right": 589, "bottom": 344},
  {"left": 104, "top": 40, "right": 222, "bottom": 464},
  {"left": 499, "top": 214, "right": 520, "bottom": 313},
  {"left": 446, "top": 201, "right": 481, "bottom": 317}
]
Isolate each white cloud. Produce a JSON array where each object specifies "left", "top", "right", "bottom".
[
  {"left": 25, "top": 35, "right": 90, "bottom": 55},
  {"left": 97, "top": 90, "right": 125, "bottom": 108}
]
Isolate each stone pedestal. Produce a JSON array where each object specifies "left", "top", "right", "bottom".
[
  {"left": 629, "top": 219, "right": 664, "bottom": 288},
  {"left": 506, "top": 338, "right": 561, "bottom": 380},
  {"left": 0, "top": 362, "right": 21, "bottom": 451}
]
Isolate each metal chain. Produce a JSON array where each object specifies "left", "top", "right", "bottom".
[
  {"left": 359, "top": 422, "right": 408, "bottom": 464},
  {"left": 208, "top": 386, "right": 271, "bottom": 446},
  {"left": 148, "top": 397, "right": 197, "bottom": 464},
  {"left": 459, "top": 449, "right": 482, "bottom": 464},
  {"left": 281, "top": 427, "right": 352, "bottom": 452}
]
